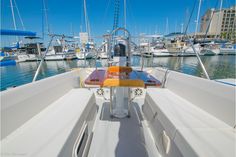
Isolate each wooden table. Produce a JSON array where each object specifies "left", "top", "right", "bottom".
[{"left": 84, "top": 67, "right": 161, "bottom": 88}]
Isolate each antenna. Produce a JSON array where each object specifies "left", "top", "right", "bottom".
[
  {"left": 165, "top": 18, "right": 169, "bottom": 35},
  {"left": 181, "top": 23, "right": 184, "bottom": 33},
  {"left": 80, "top": 25, "right": 83, "bottom": 32},
  {"left": 175, "top": 20, "right": 177, "bottom": 33},
  {"left": 70, "top": 23, "right": 74, "bottom": 36}
]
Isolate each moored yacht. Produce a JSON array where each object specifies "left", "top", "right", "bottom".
[
  {"left": 16, "top": 42, "right": 45, "bottom": 62},
  {"left": 219, "top": 43, "right": 236, "bottom": 55},
  {"left": 76, "top": 43, "right": 96, "bottom": 60},
  {"left": 200, "top": 43, "right": 220, "bottom": 56},
  {"left": 45, "top": 45, "right": 76, "bottom": 61},
  {"left": 150, "top": 42, "right": 172, "bottom": 57},
  {"left": 44, "top": 38, "right": 76, "bottom": 61},
  {"left": 166, "top": 40, "right": 187, "bottom": 56}
]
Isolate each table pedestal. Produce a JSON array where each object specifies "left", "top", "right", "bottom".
[{"left": 110, "top": 87, "right": 130, "bottom": 118}]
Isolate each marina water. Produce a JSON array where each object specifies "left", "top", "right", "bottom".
[{"left": 1, "top": 55, "right": 235, "bottom": 91}]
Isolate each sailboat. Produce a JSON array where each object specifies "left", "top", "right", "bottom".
[
  {"left": 76, "top": 0, "right": 96, "bottom": 60},
  {"left": 1, "top": 0, "right": 40, "bottom": 64},
  {"left": 1, "top": 27, "right": 235, "bottom": 157},
  {"left": 1, "top": 0, "right": 235, "bottom": 155},
  {"left": 219, "top": 43, "right": 236, "bottom": 55}
]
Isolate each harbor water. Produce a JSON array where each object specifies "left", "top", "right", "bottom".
[{"left": 1, "top": 55, "right": 235, "bottom": 91}]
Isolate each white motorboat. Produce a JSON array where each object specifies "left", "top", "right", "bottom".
[
  {"left": 43, "top": 36, "right": 77, "bottom": 61},
  {"left": 152, "top": 48, "right": 172, "bottom": 57},
  {"left": 150, "top": 42, "right": 172, "bottom": 57},
  {"left": 45, "top": 46, "right": 76, "bottom": 61},
  {"left": 180, "top": 43, "right": 201, "bottom": 56},
  {"left": 76, "top": 42, "right": 96, "bottom": 60},
  {"left": 1, "top": 28, "right": 235, "bottom": 157},
  {"left": 166, "top": 40, "right": 187, "bottom": 56},
  {"left": 76, "top": 50, "right": 96, "bottom": 60},
  {"left": 200, "top": 43, "right": 220, "bottom": 56},
  {"left": 16, "top": 54, "right": 39, "bottom": 62},
  {"left": 139, "top": 38, "right": 153, "bottom": 57},
  {"left": 98, "top": 52, "right": 108, "bottom": 59},
  {"left": 97, "top": 41, "right": 109, "bottom": 59},
  {"left": 219, "top": 44, "right": 236, "bottom": 55}
]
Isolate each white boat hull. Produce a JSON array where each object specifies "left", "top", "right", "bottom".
[
  {"left": 76, "top": 52, "right": 96, "bottom": 60},
  {"left": 45, "top": 52, "right": 76, "bottom": 61},
  {"left": 219, "top": 48, "right": 236, "bottom": 55},
  {"left": 99, "top": 52, "right": 108, "bottom": 59},
  {"left": 152, "top": 49, "right": 172, "bottom": 57},
  {"left": 16, "top": 54, "right": 40, "bottom": 62},
  {"left": 44, "top": 54, "right": 66, "bottom": 60}
]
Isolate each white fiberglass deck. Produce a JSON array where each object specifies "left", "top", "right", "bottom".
[
  {"left": 88, "top": 98, "right": 160, "bottom": 157},
  {"left": 1, "top": 68, "right": 235, "bottom": 157}
]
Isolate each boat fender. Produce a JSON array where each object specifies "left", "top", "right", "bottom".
[{"left": 162, "top": 130, "right": 171, "bottom": 154}]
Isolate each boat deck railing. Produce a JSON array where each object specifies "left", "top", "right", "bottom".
[{"left": 32, "top": 34, "right": 75, "bottom": 82}]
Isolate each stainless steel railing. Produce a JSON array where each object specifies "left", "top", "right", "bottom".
[
  {"left": 32, "top": 34, "right": 74, "bottom": 82},
  {"left": 32, "top": 35, "right": 55, "bottom": 82}
]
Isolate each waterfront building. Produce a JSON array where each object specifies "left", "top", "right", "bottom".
[{"left": 200, "top": 5, "right": 236, "bottom": 41}]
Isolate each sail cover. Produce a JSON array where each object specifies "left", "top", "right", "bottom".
[{"left": 0, "top": 29, "right": 36, "bottom": 36}]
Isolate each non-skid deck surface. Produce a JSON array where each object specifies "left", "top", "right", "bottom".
[{"left": 88, "top": 99, "right": 159, "bottom": 157}]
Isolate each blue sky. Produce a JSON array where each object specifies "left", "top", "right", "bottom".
[{"left": 1, "top": 0, "right": 235, "bottom": 46}]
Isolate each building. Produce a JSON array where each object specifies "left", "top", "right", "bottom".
[{"left": 200, "top": 5, "right": 235, "bottom": 41}]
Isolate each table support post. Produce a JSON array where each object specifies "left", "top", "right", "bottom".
[
  {"left": 110, "top": 87, "right": 113, "bottom": 118},
  {"left": 127, "top": 87, "right": 131, "bottom": 118}
]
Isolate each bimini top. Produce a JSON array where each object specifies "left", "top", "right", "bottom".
[{"left": 0, "top": 29, "right": 36, "bottom": 37}]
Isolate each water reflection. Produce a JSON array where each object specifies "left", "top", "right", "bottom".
[
  {"left": 138, "top": 55, "right": 235, "bottom": 79},
  {"left": 0, "top": 55, "right": 235, "bottom": 91}
]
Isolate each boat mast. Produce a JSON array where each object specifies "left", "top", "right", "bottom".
[
  {"left": 13, "top": 0, "right": 25, "bottom": 30},
  {"left": 10, "top": 0, "right": 17, "bottom": 31},
  {"left": 42, "top": 0, "right": 50, "bottom": 35},
  {"left": 83, "top": 0, "right": 90, "bottom": 40},
  {"left": 175, "top": 20, "right": 177, "bottom": 33},
  {"left": 181, "top": 23, "right": 184, "bottom": 33},
  {"left": 124, "top": 0, "right": 126, "bottom": 34},
  {"left": 42, "top": 0, "right": 44, "bottom": 40},
  {"left": 165, "top": 18, "right": 169, "bottom": 35},
  {"left": 10, "top": 0, "right": 18, "bottom": 41},
  {"left": 195, "top": 0, "right": 202, "bottom": 37}
]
